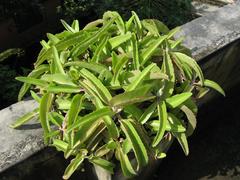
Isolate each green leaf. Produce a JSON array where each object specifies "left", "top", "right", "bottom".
[
  {"left": 180, "top": 105, "right": 196, "bottom": 136},
  {"left": 139, "top": 102, "right": 157, "bottom": 124},
  {"left": 67, "top": 107, "right": 114, "bottom": 132},
  {"left": 90, "top": 157, "right": 115, "bottom": 174},
  {"left": 72, "top": 20, "right": 80, "bottom": 32},
  {"left": 63, "top": 153, "right": 85, "bottom": 180},
  {"left": 132, "top": 11, "right": 143, "bottom": 38},
  {"left": 111, "top": 55, "right": 129, "bottom": 86},
  {"left": 172, "top": 132, "right": 189, "bottom": 156},
  {"left": 83, "top": 19, "right": 104, "bottom": 30},
  {"left": 142, "top": 19, "right": 169, "bottom": 35},
  {"left": 120, "top": 119, "right": 148, "bottom": 168},
  {"left": 126, "top": 63, "right": 156, "bottom": 91},
  {"left": 52, "top": 46, "right": 65, "bottom": 74},
  {"left": 167, "top": 26, "right": 180, "bottom": 39},
  {"left": 48, "top": 112, "right": 64, "bottom": 127},
  {"left": 204, "top": 79, "right": 225, "bottom": 96},
  {"left": 19, "top": 66, "right": 47, "bottom": 98},
  {"left": 152, "top": 101, "right": 167, "bottom": 147},
  {"left": 140, "top": 36, "right": 167, "bottom": 66},
  {"left": 168, "top": 113, "right": 186, "bottom": 133},
  {"left": 94, "top": 97, "right": 119, "bottom": 139},
  {"left": 67, "top": 94, "right": 83, "bottom": 126},
  {"left": 108, "top": 33, "right": 132, "bottom": 50},
  {"left": 161, "top": 50, "right": 175, "bottom": 99},
  {"left": 52, "top": 139, "right": 68, "bottom": 152},
  {"left": 41, "top": 73, "right": 76, "bottom": 86},
  {"left": 61, "top": 19, "right": 76, "bottom": 33},
  {"left": 30, "top": 90, "right": 41, "bottom": 103},
  {"left": 47, "top": 33, "right": 60, "bottom": 44},
  {"left": 16, "top": 77, "right": 48, "bottom": 88},
  {"left": 35, "top": 31, "right": 88, "bottom": 67},
  {"left": 79, "top": 68, "right": 112, "bottom": 103},
  {"left": 110, "top": 85, "right": 155, "bottom": 109},
  {"left": 39, "top": 93, "right": 54, "bottom": 144},
  {"left": 47, "top": 85, "right": 81, "bottom": 93},
  {"left": 91, "top": 35, "right": 109, "bottom": 63},
  {"left": 71, "top": 17, "right": 116, "bottom": 57},
  {"left": 131, "top": 33, "right": 140, "bottom": 70},
  {"left": 173, "top": 52, "right": 204, "bottom": 85},
  {"left": 117, "top": 146, "right": 136, "bottom": 177},
  {"left": 124, "top": 105, "right": 143, "bottom": 120},
  {"left": 10, "top": 108, "right": 39, "bottom": 128},
  {"left": 166, "top": 92, "right": 192, "bottom": 108}
]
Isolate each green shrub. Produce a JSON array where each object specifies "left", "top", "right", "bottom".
[{"left": 13, "top": 11, "right": 224, "bottom": 179}]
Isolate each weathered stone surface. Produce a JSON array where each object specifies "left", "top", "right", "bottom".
[
  {"left": 0, "top": 100, "right": 43, "bottom": 173},
  {"left": 175, "top": 1, "right": 240, "bottom": 61}
]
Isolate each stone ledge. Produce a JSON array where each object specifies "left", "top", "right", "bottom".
[{"left": 175, "top": 1, "right": 240, "bottom": 61}]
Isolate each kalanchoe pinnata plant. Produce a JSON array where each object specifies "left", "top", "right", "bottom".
[{"left": 13, "top": 11, "right": 225, "bottom": 179}]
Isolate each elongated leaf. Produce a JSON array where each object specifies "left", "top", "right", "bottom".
[
  {"left": 48, "top": 112, "right": 64, "bottom": 127},
  {"left": 118, "top": 146, "right": 136, "bottom": 177},
  {"left": 10, "top": 108, "right": 39, "bottom": 128},
  {"left": 173, "top": 52, "right": 204, "bottom": 85},
  {"left": 204, "top": 79, "right": 225, "bottom": 96},
  {"left": 108, "top": 33, "right": 132, "bottom": 50},
  {"left": 180, "top": 105, "right": 196, "bottom": 136},
  {"left": 47, "top": 85, "right": 81, "bottom": 93},
  {"left": 61, "top": 19, "right": 76, "bottom": 33},
  {"left": 16, "top": 77, "right": 48, "bottom": 87},
  {"left": 83, "top": 19, "right": 104, "bottom": 30},
  {"left": 90, "top": 157, "right": 115, "bottom": 174},
  {"left": 65, "top": 61, "right": 112, "bottom": 77},
  {"left": 79, "top": 68, "right": 112, "bottom": 103},
  {"left": 140, "top": 36, "right": 167, "bottom": 66},
  {"left": 47, "top": 33, "right": 60, "bottom": 44},
  {"left": 67, "top": 107, "right": 114, "bottom": 132},
  {"left": 124, "top": 105, "right": 143, "bottom": 120},
  {"left": 52, "top": 46, "right": 65, "bottom": 74},
  {"left": 167, "top": 26, "right": 180, "bottom": 39},
  {"left": 132, "top": 11, "right": 142, "bottom": 38},
  {"left": 63, "top": 153, "right": 85, "bottom": 180},
  {"left": 139, "top": 102, "right": 157, "bottom": 124},
  {"left": 67, "top": 94, "right": 83, "bottom": 126},
  {"left": 149, "top": 120, "right": 186, "bottom": 133},
  {"left": 94, "top": 97, "right": 119, "bottom": 139},
  {"left": 168, "top": 113, "right": 186, "bottom": 132},
  {"left": 120, "top": 119, "right": 148, "bottom": 168},
  {"left": 111, "top": 55, "right": 129, "bottom": 86},
  {"left": 126, "top": 63, "right": 156, "bottom": 91},
  {"left": 166, "top": 92, "right": 192, "bottom": 108},
  {"left": 41, "top": 73, "right": 76, "bottom": 86},
  {"left": 91, "top": 35, "right": 109, "bottom": 62},
  {"left": 110, "top": 85, "right": 155, "bottom": 109},
  {"left": 39, "top": 93, "right": 54, "bottom": 144},
  {"left": 30, "top": 90, "right": 41, "bottom": 103},
  {"left": 142, "top": 19, "right": 169, "bottom": 35},
  {"left": 161, "top": 50, "right": 175, "bottom": 98},
  {"left": 72, "top": 20, "right": 79, "bottom": 32},
  {"left": 35, "top": 31, "right": 88, "bottom": 67},
  {"left": 131, "top": 33, "right": 140, "bottom": 70},
  {"left": 152, "top": 101, "right": 167, "bottom": 147},
  {"left": 52, "top": 139, "right": 68, "bottom": 152},
  {"left": 172, "top": 132, "right": 189, "bottom": 156},
  {"left": 71, "top": 17, "right": 116, "bottom": 57}
]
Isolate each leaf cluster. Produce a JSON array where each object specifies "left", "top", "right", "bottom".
[{"left": 13, "top": 11, "right": 224, "bottom": 179}]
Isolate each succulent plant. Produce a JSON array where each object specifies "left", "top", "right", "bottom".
[{"left": 13, "top": 11, "right": 224, "bottom": 179}]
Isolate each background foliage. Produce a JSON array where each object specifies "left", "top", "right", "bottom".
[{"left": 57, "top": 0, "right": 193, "bottom": 28}]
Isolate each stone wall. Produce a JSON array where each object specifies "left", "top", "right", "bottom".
[{"left": 0, "top": 1, "right": 240, "bottom": 177}]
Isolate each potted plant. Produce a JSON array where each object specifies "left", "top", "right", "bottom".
[{"left": 12, "top": 11, "right": 225, "bottom": 179}]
